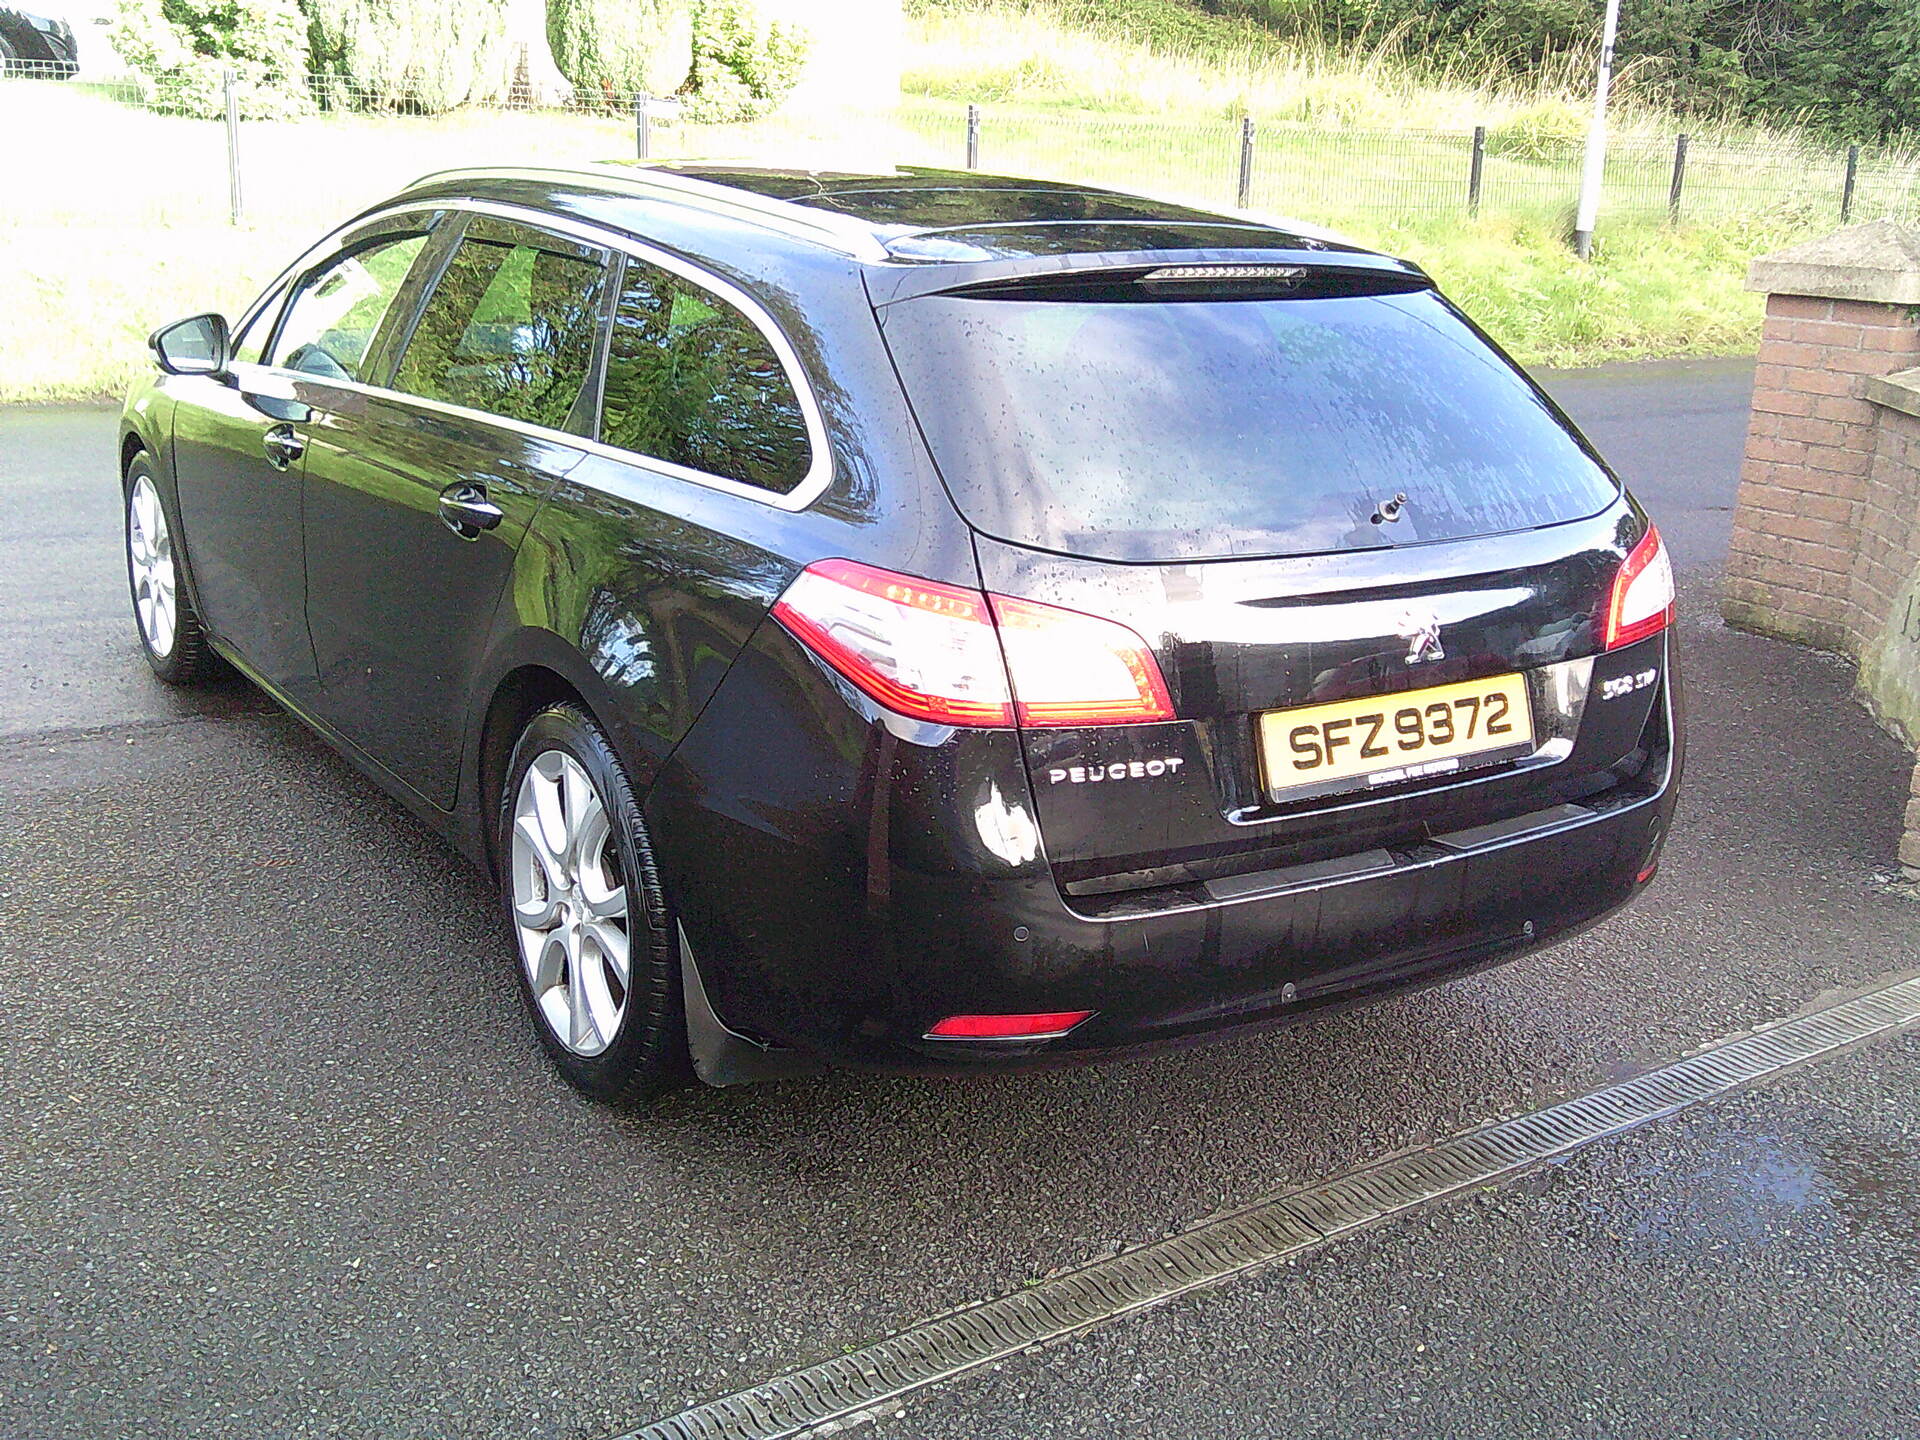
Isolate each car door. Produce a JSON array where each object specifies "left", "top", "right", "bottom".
[
  {"left": 168, "top": 218, "right": 440, "bottom": 702},
  {"left": 299, "top": 211, "right": 612, "bottom": 809},
  {"left": 165, "top": 277, "right": 318, "bottom": 698}
]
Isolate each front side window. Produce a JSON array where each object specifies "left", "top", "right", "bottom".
[
  {"left": 598, "top": 258, "right": 811, "bottom": 495},
  {"left": 391, "top": 231, "right": 607, "bottom": 431},
  {"left": 272, "top": 235, "right": 428, "bottom": 384}
]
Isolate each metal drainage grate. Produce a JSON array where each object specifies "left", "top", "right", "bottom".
[{"left": 616, "top": 973, "right": 1920, "bottom": 1440}]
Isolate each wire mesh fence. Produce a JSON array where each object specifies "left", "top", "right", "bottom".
[{"left": 6, "top": 63, "right": 1920, "bottom": 243}]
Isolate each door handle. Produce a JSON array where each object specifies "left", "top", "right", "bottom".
[
  {"left": 262, "top": 424, "right": 305, "bottom": 471},
  {"left": 438, "top": 482, "right": 504, "bottom": 539}
]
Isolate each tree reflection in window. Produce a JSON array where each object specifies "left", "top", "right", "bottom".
[
  {"left": 394, "top": 237, "right": 605, "bottom": 431},
  {"left": 599, "top": 260, "right": 811, "bottom": 495}
]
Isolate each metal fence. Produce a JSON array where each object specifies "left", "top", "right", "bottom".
[
  {"left": 908, "top": 104, "right": 1912, "bottom": 232},
  {"left": 6, "top": 60, "right": 1919, "bottom": 243}
]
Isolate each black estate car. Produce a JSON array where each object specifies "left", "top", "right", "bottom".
[{"left": 121, "top": 164, "right": 1682, "bottom": 1101}]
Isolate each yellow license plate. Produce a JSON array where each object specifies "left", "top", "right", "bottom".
[{"left": 1258, "top": 672, "right": 1534, "bottom": 799}]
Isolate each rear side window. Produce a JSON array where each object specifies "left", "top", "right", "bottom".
[
  {"left": 880, "top": 286, "right": 1619, "bottom": 562},
  {"left": 393, "top": 232, "right": 607, "bottom": 431},
  {"left": 597, "top": 258, "right": 811, "bottom": 495},
  {"left": 272, "top": 235, "right": 428, "bottom": 384}
]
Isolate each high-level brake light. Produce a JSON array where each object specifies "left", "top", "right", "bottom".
[
  {"left": 771, "top": 559, "right": 1175, "bottom": 729},
  {"left": 1603, "top": 524, "right": 1674, "bottom": 650}
]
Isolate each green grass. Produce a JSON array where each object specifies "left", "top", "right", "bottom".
[
  {"left": 1, "top": 223, "right": 293, "bottom": 406},
  {"left": 1361, "top": 211, "right": 1804, "bottom": 367}
]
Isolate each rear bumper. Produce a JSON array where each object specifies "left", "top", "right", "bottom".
[
  {"left": 647, "top": 624, "right": 1681, "bottom": 1078},
  {"left": 904, "top": 785, "right": 1664, "bottom": 1073}
]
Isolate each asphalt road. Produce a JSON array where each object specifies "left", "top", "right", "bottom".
[{"left": 3, "top": 359, "right": 1919, "bottom": 1440}]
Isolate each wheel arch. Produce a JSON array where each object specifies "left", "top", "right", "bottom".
[
  {"left": 468, "top": 640, "right": 641, "bottom": 880},
  {"left": 118, "top": 382, "right": 175, "bottom": 491},
  {"left": 120, "top": 428, "right": 147, "bottom": 481}
]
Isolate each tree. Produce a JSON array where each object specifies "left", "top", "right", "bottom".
[
  {"left": 1215, "top": 0, "right": 1920, "bottom": 138},
  {"left": 108, "top": 0, "right": 312, "bottom": 119},
  {"left": 683, "top": 0, "right": 809, "bottom": 122},
  {"left": 304, "top": 0, "right": 518, "bottom": 112},
  {"left": 543, "top": 0, "right": 810, "bottom": 120},
  {"left": 545, "top": 0, "right": 694, "bottom": 109}
]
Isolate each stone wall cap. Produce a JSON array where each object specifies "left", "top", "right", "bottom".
[
  {"left": 1746, "top": 220, "right": 1920, "bottom": 304},
  {"left": 1864, "top": 366, "right": 1920, "bottom": 420}
]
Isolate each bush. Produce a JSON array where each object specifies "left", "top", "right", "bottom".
[
  {"left": 681, "top": 0, "right": 809, "bottom": 123},
  {"left": 304, "top": 0, "right": 518, "bottom": 114},
  {"left": 108, "top": 0, "right": 312, "bottom": 120},
  {"left": 545, "top": 0, "right": 693, "bottom": 110}
]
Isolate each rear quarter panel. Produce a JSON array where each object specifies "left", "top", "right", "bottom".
[{"left": 460, "top": 218, "right": 979, "bottom": 878}]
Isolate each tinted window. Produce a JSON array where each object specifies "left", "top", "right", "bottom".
[
  {"left": 881, "top": 287, "right": 1619, "bottom": 562},
  {"left": 392, "top": 234, "right": 606, "bottom": 431},
  {"left": 598, "top": 259, "right": 811, "bottom": 494},
  {"left": 273, "top": 235, "right": 427, "bottom": 383}
]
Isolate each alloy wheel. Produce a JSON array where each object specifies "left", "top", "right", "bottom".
[
  {"left": 509, "top": 750, "right": 632, "bottom": 1056},
  {"left": 127, "top": 476, "right": 177, "bottom": 659}
]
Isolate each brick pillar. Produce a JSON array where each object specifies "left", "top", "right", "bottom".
[
  {"left": 1723, "top": 221, "right": 1920, "bottom": 882},
  {"left": 1724, "top": 222, "right": 1920, "bottom": 649}
]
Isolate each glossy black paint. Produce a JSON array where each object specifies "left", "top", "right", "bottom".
[
  {"left": 649, "top": 617, "right": 1676, "bottom": 1072},
  {"left": 120, "top": 165, "right": 1684, "bottom": 1080},
  {"left": 974, "top": 504, "right": 1650, "bottom": 878},
  {"left": 169, "top": 372, "right": 318, "bottom": 700}
]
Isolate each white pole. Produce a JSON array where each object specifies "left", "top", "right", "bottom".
[
  {"left": 223, "top": 66, "right": 243, "bottom": 227},
  {"left": 1572, "top": 0, "right": 1621, "bottom": 260}
]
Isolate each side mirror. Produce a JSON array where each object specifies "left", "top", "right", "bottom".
[{"left": 149, "top": 313, "right": 231, "bottom": 378}]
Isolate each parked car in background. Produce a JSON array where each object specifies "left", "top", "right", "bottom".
[
  {"left": 118, "top": 163, "right": 1682, "bottom": 1104},
  {"left": 0, "top": 7, "right": 78, "bottom": 76}
]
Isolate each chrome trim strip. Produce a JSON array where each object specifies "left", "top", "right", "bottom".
[
  {"left": 399, "top": 163, "right": 894, "bottom": 262},
  {"left": 242, "top": 197, "right": 838, "bottom": 513}
]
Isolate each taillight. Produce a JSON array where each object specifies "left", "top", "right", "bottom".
[
  {"left": 1604, "top": 524, "right": 1674, "bottom": 650},
  {"left": 771, "top": 559, "right": 1176, "bottom": 729},
  {"left": 770, "top": 558, "right": 1013, "bottom": 726},
  {"left": 992, "top": 595, "right": 1175, "bottom": 727}
]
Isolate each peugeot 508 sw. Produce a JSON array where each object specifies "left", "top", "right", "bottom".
[{"left": 120, "top": 164, "right": 1682, "bottom": 1101}]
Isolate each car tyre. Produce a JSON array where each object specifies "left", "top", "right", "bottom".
[
  {"left": 500, "top": 702, "right": 689, "bottom": 1103},
  {"left": 124, "top": 454, "right": 223, "bottom": 684}
]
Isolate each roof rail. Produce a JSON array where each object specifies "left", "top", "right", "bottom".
[{"left": 398, "top": 164, "right": 894, "bottom": 261}]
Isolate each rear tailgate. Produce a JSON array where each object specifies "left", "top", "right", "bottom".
[
  {"left": 878, "top": 254, "right": 1672, "bottom": 902},
  {"left": 975, "top": 511, "right": 1668, "bottom": 903}
]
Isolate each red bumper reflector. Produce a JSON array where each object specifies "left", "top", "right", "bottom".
[
  {"left": 1637, "top": 861, "right": 1659, "bottom": 884},
  {"left": 925, "top": 1011, "right": 1094, "bottom": 1040}
]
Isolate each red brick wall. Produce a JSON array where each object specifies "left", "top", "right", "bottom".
[
  {"left": 1724, "top": 293, "right": 1920, "bottom": 651},
  {"left": 1724, "top": 288, "right": 1920, "bottom": 879},
  {"left": 1853, "top": 405, "right": 1920, "bottom": 654}
]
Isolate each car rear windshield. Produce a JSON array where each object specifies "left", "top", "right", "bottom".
[{"left": 880, "top": 285, "right": 1618, "bottom": 562}]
